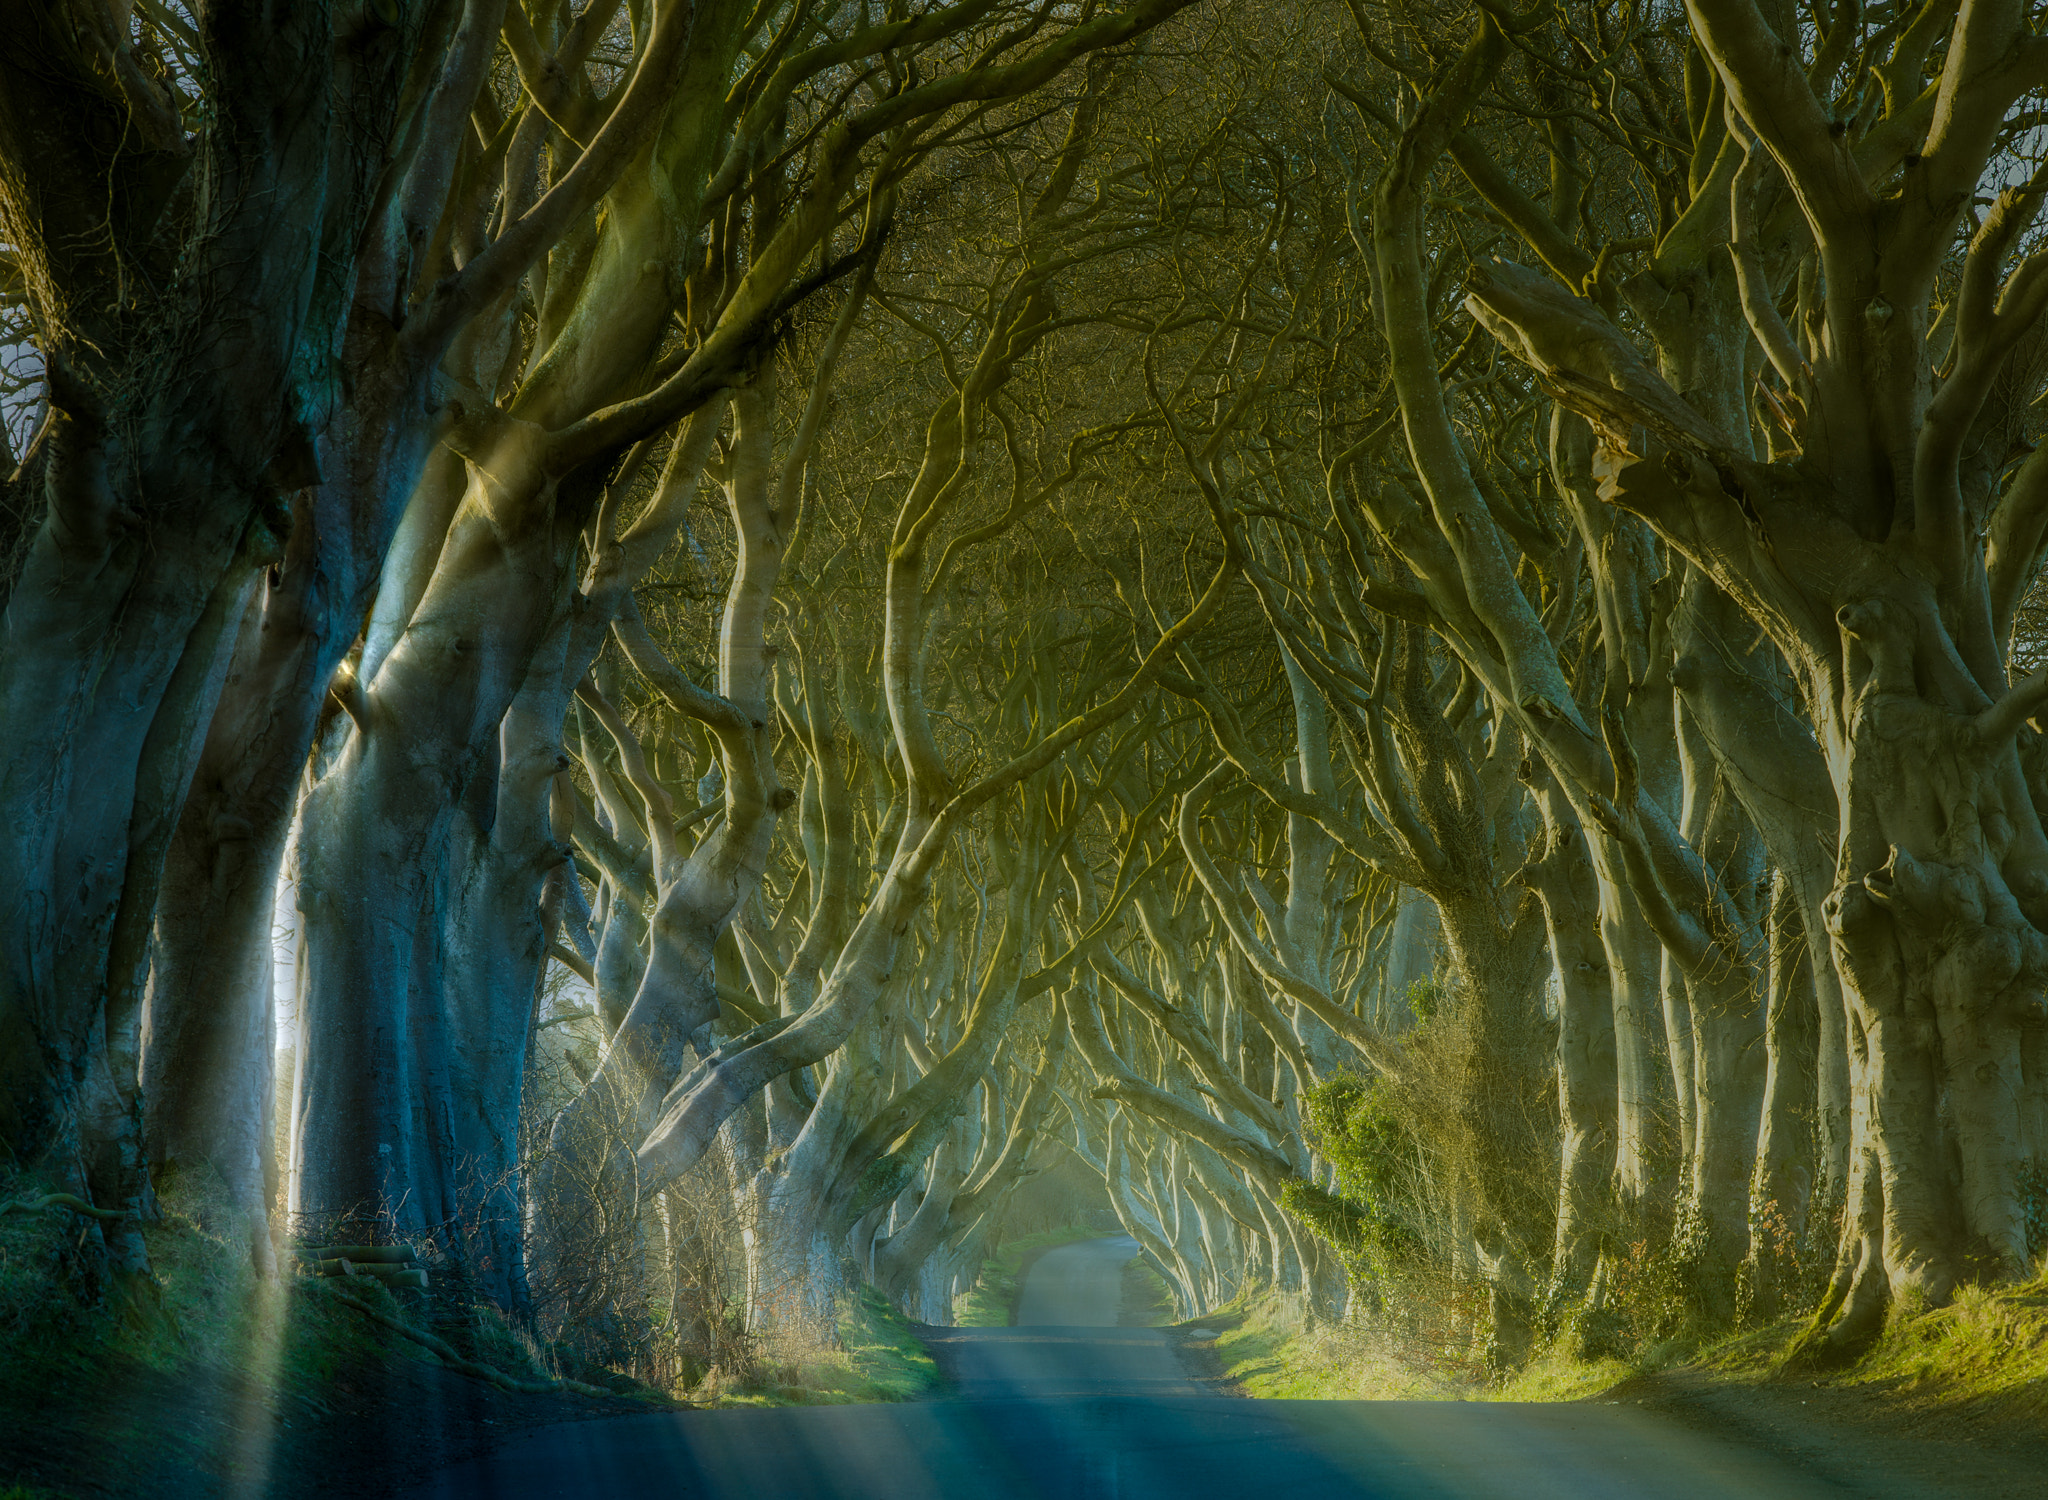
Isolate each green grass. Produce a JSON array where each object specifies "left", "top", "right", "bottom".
[
  {"left": 0, "top": 1163, "right": 375, "bottom": 1491},
  {"left": 1199, "top": 1290, "right": 1464, "bottom": 1401},
  {"left": 1488, "top": 1343, "right": 1637, "bottom": 1402},
  {"left": 1686, "top": 1271, "right": 2048, "bottom": 1422},
  {"left": 1203, "top": 1290, "right": 1666, "bottom": 1403},
  {"left": 1, "top": 1162, "right": 357, "bottom": 1411},
  {"left": 716, "top": 1286, "right": 942, "bottom": 1407},
  {"left": 953, "top": 1227, "right": 1106, "bottom": 1327}
]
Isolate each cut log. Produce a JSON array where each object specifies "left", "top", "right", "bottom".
[{"left": 297, "top": 1243, "right": 420, "bottom": 1264}]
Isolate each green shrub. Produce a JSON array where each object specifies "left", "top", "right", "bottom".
[{"left": 1290, "top": 1075, "right": 1424, "bottom": 1285}]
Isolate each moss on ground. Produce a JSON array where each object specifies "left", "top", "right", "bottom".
[
  {"left": 953, "top": 1227, "right": 1106, "bottom": 1327},
  {"left": 713, "top": 1286, "right": 943, "bottom": 1407}
]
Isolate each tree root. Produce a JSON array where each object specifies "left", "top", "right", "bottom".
[
  {"left": 322, "top": 1284, "right": 669, "bottom": 1403},
  {"left": 0, "top": 1192, "right": 126, "bottom": 1223}
]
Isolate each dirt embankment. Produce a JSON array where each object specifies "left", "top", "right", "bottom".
[
  {"left": 1590, "top": 1367, "right": 2048, "bottom": 1499},
  {"left": 0, "top": 1171, "right": 661, "bottom": 1500}
]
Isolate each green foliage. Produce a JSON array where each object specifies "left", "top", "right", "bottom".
[
  {"left": 1287, "top": 1075, "right": 1423, "bottom": 1283},
  {"left": 1303, "top": 1073, "right": 1415, "bottom": 1205},
  {"left": 1403, "top": 978, "right": 1441, "bottom": 1024},
  {"left": 1277, "top": 1181, "right": 1370, "bottom": 1260}
]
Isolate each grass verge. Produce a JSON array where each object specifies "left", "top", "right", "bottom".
[
  {"left": 1193, "top": 1290, "right": 1465, "bottom": 1400},
  {"left": 709, "top": 1285, "right": 942, "bottom": 1407},
  {"left": 1118, "top": 1255, "right": 1175, "bottom": 1327},
  {"left": 1204, "top": 1268, "right": 2048, "bottom": 1434},
  {"left": 1686, "top": 1273, "right": 2048, "bottom": 1427}
]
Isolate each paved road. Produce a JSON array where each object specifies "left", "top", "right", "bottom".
[
  {"left": 1014, "top": 1233, "right": 1136, "bottom": 1326},
  {"left": 399, "top": 1239, "right": 1952, "bottom": 1499}
]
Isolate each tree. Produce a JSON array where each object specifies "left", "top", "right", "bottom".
[
  {"left": 0, "top": 1, "right": 466, "bottom": 1258},
  {"left": 1379, "top": 0, "right": 2048, "bottom": 1354}
]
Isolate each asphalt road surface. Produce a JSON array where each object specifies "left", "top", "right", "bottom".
[{"left": 398, "top": 1238, "right": 1973, "bottom": 1499}]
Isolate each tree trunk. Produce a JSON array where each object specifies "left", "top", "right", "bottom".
[
  {"left": 293, "top": 451, "right": 580, "bottom": 1243},
  {"left": 1526, "top": 783, "right": 1616, "bottom": 1325},
  {"left": 0, "top": 2, "right": 412, "bottom": 1255},
  {"left": 1748, "top": 875, "right": 1819, "bottom": 1321},
  {"left": 141, "top": 585, "right": 294, "bottom": 1278},
  {"left": 0, "top": 483, "right": 268, "bottom": 1254},
  {"left": 1591, "top": 843, "right": 1671, "bottom": 1208}
]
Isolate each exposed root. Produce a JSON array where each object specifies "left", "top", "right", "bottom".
[
  {"left": 1779, "top": 1293, "right": 1885, "bottom": 1374},
  {"left": 0, "top": 1192, "right": 127, "bottom": 1223}
]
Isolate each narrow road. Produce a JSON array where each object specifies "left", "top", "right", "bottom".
[
  {"left": 1014, "top": 1233, "right": 1134, "bottom": 1324},
  {"left": 398, "top": 1239, "right": 2008, "bottom": 1499}
]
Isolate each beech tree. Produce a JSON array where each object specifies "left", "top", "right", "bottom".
[
  {"left": 511, "top": 64, "right": 1237, "bottom": 1334},
  {"left": 1004, "top": 0, "right": 1875, "bottom": 1369},
  {"left": 1337, "top": 0, "right": 2048, "bottom": 1355},
  {"left": 0, "top": 1, "right": 481, "bottom": 1259}
]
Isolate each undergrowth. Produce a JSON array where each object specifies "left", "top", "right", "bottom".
[
  {"left": 1, "top": 1163, "right": 365, "bottom": 1429},
  {"left": 1197, "top": 1289, "right": 1464, "bottom": 1401},
  {"left": 0, "top": 1164, "right": 662, "bottom": 1496}
]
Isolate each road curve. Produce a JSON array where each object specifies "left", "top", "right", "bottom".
[{"left": 397, "top": 1239, "right": 1966, "bottom": 1499}]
